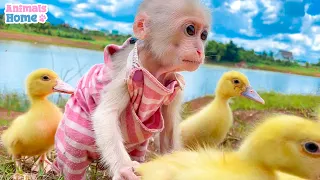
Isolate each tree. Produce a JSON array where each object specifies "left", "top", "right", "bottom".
[
  {"left": 269, "top": 51, "right": 274, "bottom": 57},
  {"left": 222, "top": 40, "right": 240, "bottom": 62},
  {"left": 262, "top": 51, "right": 267, "bottom": 60},
  {"left": 306, "top": 62, "right": 310, "bottom": 68},
  {"left": 205, "top": 41, "right": 226, "bottom": 62}
]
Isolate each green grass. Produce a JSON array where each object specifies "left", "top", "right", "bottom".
[
  {"left": 206, "top": 61, "right": 320, "bottom": 78},
  {"left": 0, "top": 92, "right": 69, "bottom": 114},
  {"left": 0, "top": 92, "right": 29, "bottom": 112},
  {"left": 231, "top": 91, "right": 320, "bottom": 111},
  {"left": 182, "top": 91, "right": 320, "bottom": 119},
  {"left": 0, "top": 29, "right": 124, "bottom": 51},
  {"left": 1, "top": 91, "right": 319, "bottom": 113},
  {"left": 0, "top": 119, "right": 9, "bottom": 126},
  {"left": 249, "top": 62, "right": 320, "bottom": 77}
]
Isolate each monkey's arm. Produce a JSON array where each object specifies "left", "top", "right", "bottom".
[
  {"left": 91, "top": 73, "right": 133, "bottom": 176},
  {"left": 159, "top": 89, "right": 184, "bottom": 154}
]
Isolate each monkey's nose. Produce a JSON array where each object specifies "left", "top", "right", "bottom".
[{"left": 197, "top": 50, "right": 202, "bottom": 56}]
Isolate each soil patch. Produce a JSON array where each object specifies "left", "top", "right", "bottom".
[
  {"left": 0, "top": 31, "right": 102, "bottom": 50},
  {"left": 0, "top": 107, "right": 23, "bottom": 120}
]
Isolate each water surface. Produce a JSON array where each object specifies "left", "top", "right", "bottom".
[{"left": 1, "top": 40, "right": 319, "bottom": 102}]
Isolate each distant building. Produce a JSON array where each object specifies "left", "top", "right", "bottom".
[{"left": 274, "top": 50, "right": 294, "bottom": 61}]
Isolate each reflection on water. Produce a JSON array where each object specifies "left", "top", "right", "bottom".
[{"left": 1, "top": 40, "right": 320, "bottom": 102}]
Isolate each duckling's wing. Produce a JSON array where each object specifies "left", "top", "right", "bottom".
[{"left": 1, "top": 115, "right": 25, "bottom": 153}]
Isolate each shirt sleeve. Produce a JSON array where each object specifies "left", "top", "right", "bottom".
[{"left": 128, "top": 139, "right": 150, "bottom": 162}]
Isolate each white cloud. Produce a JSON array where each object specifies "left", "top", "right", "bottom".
[
  {"left": 84, "top": 25, "right": 99, "bottom": 31},
  {"left": 58, "top": 0, "right": 76, "bottom": 3},
  {"left": 225, "top": 0, "right": 241, "bottom": 13},
  {"left": 260, "top": 0, "right": 282, "bottom": 24},
  {"left": 70, "top": 12, "right": 96, "bottom": 18},
  {"left": 95, "top": 0, "right": 138, "bottom": 17},
  {"left": 301, "top": 13, "right": 320, "bottom": 33},
  {"left": 312, "top": 35, "right": 320, "bottom": 51},
  {"left": 225, "top": 0, "right": 259, "bottom": 37},
  {"left": 0, "top": 0, "right": 34, "bottom": 8},
  {"left": 225, "top": 0, "right": 258, "bottom": 16},
  {"left": 95, "top": 20, "right": 133, "bottom": 34},
  {"left": 291, "top": 46, "right": 306, "bottom": 56},
  {"left": 48, "top": 4, "right": 64, "bottom": 18},
  {"left": 75, "top": 3, "right": 89, "bottom": 10},
  {"left": 201, "top": 0, "right": 212, "bottom": 8},
  {"left": 88, "top": 0, "right": 98, "bottom": 3},
  {"left": 299, "top": 9, "right": 320, "bottom": 53},
  {"left": 288, "top": 33, "right": 312, "bottom": 46}
]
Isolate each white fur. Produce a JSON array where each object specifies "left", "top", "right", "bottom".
[
  {"left": 91, "top": 66, "right": 131, "bottom": 176},
  {"left": 91, "top": 39, "right": 185, "bottom": 179},
  {"left": 159, "top": 89, "right": 184, "bottom": 153}
]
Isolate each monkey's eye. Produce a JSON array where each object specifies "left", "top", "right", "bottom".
[
  {"left": 303, "top": 142, "right": 319, "bottom": 153},
  {"left": 185, "top": 24, "right": 195, "bottom": 36},
  {"left": 41, "top": 75, "right": 50, "bottom": 81},
  {"left": 233, "top": 79, "right": 240, "bottom": 84},
  {"left": 201, "top": 30, "right": 208, "bottom": 41}
]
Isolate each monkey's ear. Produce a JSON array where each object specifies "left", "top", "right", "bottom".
[{"left": 133, "top": 12, "right": 150, "bottom": 40}]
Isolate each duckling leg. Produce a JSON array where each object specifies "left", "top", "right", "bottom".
[
  {"left": 31, "top": 154, "right": 52, "bottom": 173},
  {"left": 12, "top": 155, "right": 23, "bottom": 173},
  {"left": 12, "top": 155, "right": 24, "bottom": 180}
]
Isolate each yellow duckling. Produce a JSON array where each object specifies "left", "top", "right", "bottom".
[
  {"left": 275, "top": 106, "right": 320, "bottom": 180},
  {"left": 1, "top": 68, "right": 74, "bottom": 175},
  {"left": 180, "top": 70, "right": 265, "bottom": 149},
  {"left": 137, "top": 114, "right": 320, "bottom": 180}
]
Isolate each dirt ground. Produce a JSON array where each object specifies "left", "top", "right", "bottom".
[
  {"left": 186, "top": 96, "right": 316, "bottom": 121},
  {"left": 0, "top": 30, "right": 102, "bottom": 50},
  {"left": 0, "top": 107, "right": 23, "bottom": 119}
]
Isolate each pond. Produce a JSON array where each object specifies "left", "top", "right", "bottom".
[{"left": 1, "top": 40, "right": 320, "bottom": 102}]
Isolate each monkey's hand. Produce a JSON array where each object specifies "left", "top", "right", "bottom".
[{"left": 113, "top": 161, "right": 141, "bottom": 180}]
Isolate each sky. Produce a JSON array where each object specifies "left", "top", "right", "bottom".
[{"left": 1, "top": 0, "right": 320, "bottom": 63}]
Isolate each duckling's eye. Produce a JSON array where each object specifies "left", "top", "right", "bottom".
[
  {"left": 304, "top": 142, "right": 319, "bottom": 153},
  {"left": 233, "top": 79, "right": 240, "bottom": 84},
  {"left": 41, "top": 75, "right": 50, "bottom": 81}
]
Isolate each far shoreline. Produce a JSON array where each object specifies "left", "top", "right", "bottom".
[{"left": 1, "top": 30, "right": 319, "bottom": 78}]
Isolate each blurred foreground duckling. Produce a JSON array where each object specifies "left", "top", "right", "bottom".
[
  {"left": 1, "top": 68, "right": 74, "bottom": 176},
  {"left": 137, "top": 114, "right": 320, "bottom": 180},
  {"left": 180, "top": 70, "right": 265, "bottom": 149}
]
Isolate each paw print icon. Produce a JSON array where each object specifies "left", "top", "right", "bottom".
[{"left": 38, "top": 14, "right": 48, "bottom": 23}]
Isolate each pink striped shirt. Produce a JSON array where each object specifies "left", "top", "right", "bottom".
[{"left": 53, "top": 38, "right": 185, "bottom": 179}]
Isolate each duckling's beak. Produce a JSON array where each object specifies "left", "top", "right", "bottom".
[
  {"left": 53, "top": 79, "right": 75, "bottom": 94},
  {"left": 241, "top": 86, "right": 265, "bottom": 104}
]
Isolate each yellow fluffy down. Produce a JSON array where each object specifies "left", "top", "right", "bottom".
[
  {"left": 137, "top": 114, "right": 320, "bottom": 180},
  {"left": 180, "top": 70, "right": 264, "bottom": 149},
  {"left": 1, "top": 68, "right": 73, "bottom": 157}
]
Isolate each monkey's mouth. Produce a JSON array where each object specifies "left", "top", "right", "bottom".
[{"left": 183, "top": 59, "right": 201, "bottom": 64}]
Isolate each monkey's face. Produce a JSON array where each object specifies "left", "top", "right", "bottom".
[
  {"left": 133, "top": 1, "right": 212, "bottom": 73},
  {"left": 173, "top": 17, "right": 209, "bottom": 72},
  {"left": 147, "top": 15, "right": 210, "bottom": 73}
]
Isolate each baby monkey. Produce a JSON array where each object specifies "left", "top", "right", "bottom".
[{"left": 52, "top": 0, "right": 212, "bottom": 180}]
